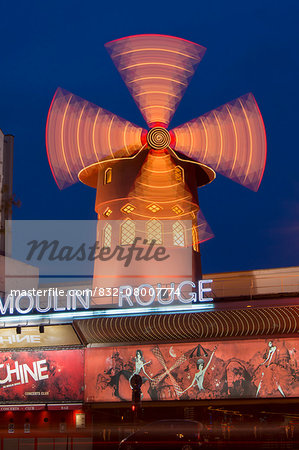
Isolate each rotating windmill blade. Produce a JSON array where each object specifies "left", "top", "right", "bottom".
[
  {"left": 170, "top": 93, "right": 267, "bottom": 191},
  {"left": 46, "top": 34, "right": 266, "bottom": 302},
  {"left": 105, "top": 34, "right": 206, "bottom": 128},
  {"left": 46, "top": 87, "right": 146, "bottom": 189}
]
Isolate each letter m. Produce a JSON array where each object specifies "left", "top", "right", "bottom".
[
  {"left": 26, "top": 240, "right": 59, "bottom": 261},
  {"left": 0, "top": 295, "right": 14, "bottom": 314}
]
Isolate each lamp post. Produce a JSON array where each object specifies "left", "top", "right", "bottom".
[{"left": 131, "top": 374, "right": 142, "bottom": 423}]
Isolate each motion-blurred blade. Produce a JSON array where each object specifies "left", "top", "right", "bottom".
[
  {"left": 171, "top": 93, "right": 267, "bottom": 191},
  {"left": 46, "top": 87, "right": 145, "bottom": 189},
  {"left": 195, "top": 209, "right": 214, "bottom": 244},
  {"left": 105, "top": 35, "right": 206, "bottom": 128}
]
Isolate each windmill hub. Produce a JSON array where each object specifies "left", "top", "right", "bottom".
[{"left": 147, "top": 127, "right": 171, "bottom": 150}]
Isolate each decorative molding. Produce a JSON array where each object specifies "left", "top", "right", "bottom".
[{"left": 74, "top": 305, "right": 299, "bottom": 344}]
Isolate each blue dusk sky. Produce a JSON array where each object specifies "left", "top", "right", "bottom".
[{"left": 0, "top": 0, "right": 298, "bottom": 274}]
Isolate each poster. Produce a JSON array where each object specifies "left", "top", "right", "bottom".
[
  {"left": 0, "top": 349, "right": 84, "bottom": 402},
  {"left": 85, "top": 338, "right": 299, "bottom": 402}
]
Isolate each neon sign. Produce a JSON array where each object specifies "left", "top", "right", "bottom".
[
  {"left": 118, "top": 280, "right": 213, "bottom": 307},
  {"left": 0, "top": 290, "right": 90, "bottom": 315},
  {"left": 1, "top": 280, "right": 213, "bottom": 315}
]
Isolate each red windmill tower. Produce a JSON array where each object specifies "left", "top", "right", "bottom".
[{"left": 46, "top": 34, "right": 266, "bottom": 307}]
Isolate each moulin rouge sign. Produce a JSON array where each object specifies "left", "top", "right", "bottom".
[{"left": 1, "top": 280, "right": 213, "bottom": 316}]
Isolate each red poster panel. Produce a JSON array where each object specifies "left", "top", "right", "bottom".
[
  {"left": 85, "top": 338, "right": 299, "bottom": 402},
  {"left": 0, "top": 349, "right": 84, "bottom": 402}
]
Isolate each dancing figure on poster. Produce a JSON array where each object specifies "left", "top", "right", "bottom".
[
  {"left": 129, "top": 350, "right": 152, "bottom": 389},
  {"left": 255, "top": 341, "right": 285, "bottom": 397},
  {"left": 181, "top": 346, "right": 217, "bottom": 394},
  {"left": 262, "top": 341, "right": 277, "bottom": 367}
]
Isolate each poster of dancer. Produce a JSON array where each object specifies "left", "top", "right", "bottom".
[{"left": 85, "top": 337, "right": 299, "bottom": 402}]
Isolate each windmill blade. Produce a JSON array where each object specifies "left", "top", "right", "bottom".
[
  {"left": 46, "top": 87, "right": 145, "bottom": 189},
  {"left": 105, "top": 34, "right": 206, "bottom": 128},
  {"left": 195, "top": 209, "right": 214, "bottom": 244},
  {"left": 170, "top": 93, "right": 267, "bottom": 191}
]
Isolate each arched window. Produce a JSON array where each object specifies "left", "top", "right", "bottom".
[
  {"left": 173, "top": 221, "right": 185, "bottom": 247},
  {"left": 174, "top": 166, "right": 184, "bottom": 182},
  {"left": 102, "top": 224, "right": 112, "bottom": 248},
  {"left": 104, "top": 168, "right": 112, "bottom": 184},
  {"left": 146, "top": 219, "right": 162, "bottom": 245},
  {"left": 192, "top": 225, "right": 199, "bottom": 252},
  {"left": 120, "top": 219, "right": 136, "bottom": 245}
]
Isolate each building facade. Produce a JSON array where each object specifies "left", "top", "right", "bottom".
[{"left": 0, "top": 130, "right": 14, "bottom": 256}]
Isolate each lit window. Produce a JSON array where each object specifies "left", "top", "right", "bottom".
[
  {"left": 172, "top": 205, "right": 184, "bottom": 215},
  {"left": 192, "top": 226, "right": 199, "bottom": 252},
  {"left": 121, "top": 203, "right": 135, "bottom": 214},
  {"left": 174, "top": 166, "right": 184, "bottom": 182},
  {"left": 147, "top": 203, "right": 161, "bottom": 213},
  {"left": 104, "top": 168, "right": 112, "bottom": 184},
  {"left": 103, "top": 207, "right": 112, "bottom": 217},
  {"left": 146, "top": 219, "right": 162, "bottom": 245},
  {"left": 103, "top": 224, "right": 112, "bottom": 248},
  {"left": 173, "top": 221, "right": 185, "bottom": 247},
  {"left": 121, "top": 219, "right": 136, "bottom": 245}
]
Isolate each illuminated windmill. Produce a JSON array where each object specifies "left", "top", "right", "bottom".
[{"left": 46, "top": 34, "right": 266, "bottom": 305}]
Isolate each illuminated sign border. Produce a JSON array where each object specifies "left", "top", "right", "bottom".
[
  {"left": 0, "top": 302, "right": 215, "bottom": 326},
  {"left": 1, "top": 280, "right": 213, "bottom": 317}
]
